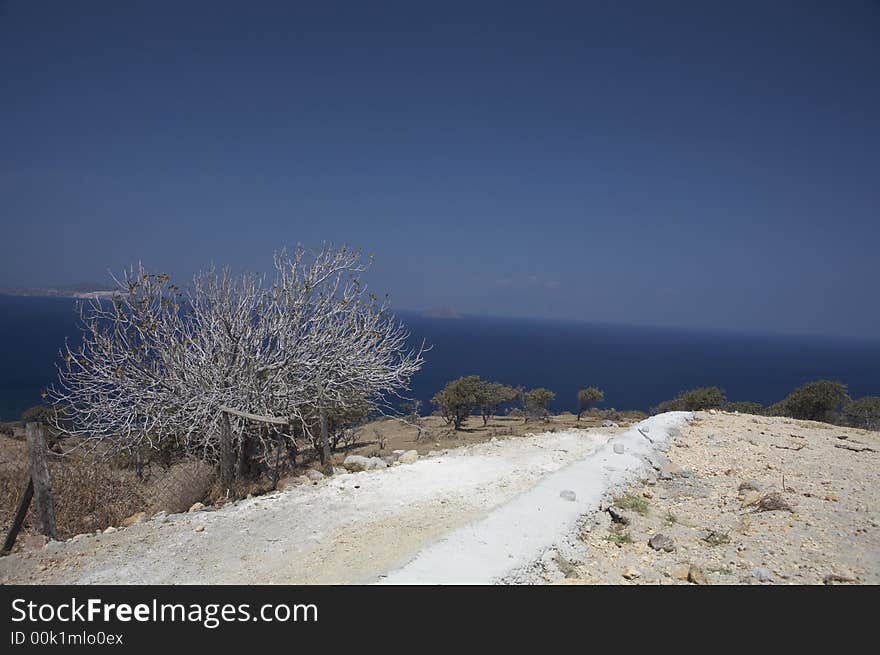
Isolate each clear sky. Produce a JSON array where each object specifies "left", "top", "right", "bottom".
[{"left": 1, "top": 1, "right": 878, "bottom": 339}]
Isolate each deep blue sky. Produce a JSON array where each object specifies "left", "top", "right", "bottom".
[{"left": 1, "top": 1, "right": 878, "bottom": 339}]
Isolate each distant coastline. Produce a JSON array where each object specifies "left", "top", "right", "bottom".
[
  {"left": 2, "top": 295, "right": 879, "bottom": 421},
  {"left": 0, "top": 285, "right": 117, "bottom": 300},
  {"left": 421, "top": 306, "right": 461, "bottom": 319}
]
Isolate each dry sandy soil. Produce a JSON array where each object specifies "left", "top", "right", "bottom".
[
  {"left": 0, "top": 411, "right": 876, "bottom": 584},
  {"left": 562, "top": 412, "right": 879, "bottom": 585},
  {"left": 337, "top": 411, "right": 634, "bottom": 459}
]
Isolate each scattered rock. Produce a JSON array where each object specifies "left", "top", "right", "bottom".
[
  {"left": 669, "top": 564, "right": 690, "bottom": 580},
  {"left": 659, "top": 462, "right": 684, "bottom": 480},
  {"left": 740, "top": 490, "right": 763, "bottom": 507},
  {"left": 688, "top": 565, "right": 709, "bottom": 585},
  {"left": 427, "top": 450, "right": 443, "bottom": 458},
  {"left": 751, "top": 567, "right": 773, "bottom": 583},
  {"left": 602, "top": 420, "right": 619, "bottom": 428},
  {"left": 738, "top": 480, "right": 763, "bottom": 493},
  {"left": 332, "top": 467, "right": 349, "bottom": 475},
  {"left": 103, "top": 526, "right": 117, "bottom": 535},
  {"left": 398, "top": 450, "right": 419, "bottom": 465},
  {"left": 702, "top": 530, "right": 731, "bottom": 546},
  {"left": 560, "top": 489, "right": 577, "bottom": 502},
  {"left": 194, "top": 525, "right": 205, "bottom": 533},
  {"left": 342, "top": 455, "right": 372, "bottom": 472},
  {"left": 121, "top": 511, "right": 146, "bottom": 528},
  {"left": 642, "top": 490, "right": 654, "bottom": 499},
  {"left": 622, "top": 566, "right": 641, "bottom": 579},
  {"left": 188, "top": 502, "right": 205, "bottom": 513},
  {"left": 613, "top": 443, "right": 625, "bottom": 454},
  {"left": 553, "top": 553, "right": 579, "bottom": 578},
  {"left": 823, "top": 573, "right": 857, "bottom": 585},
  {"left": 648, "top": 533, "right": 676, "bottom": 552},
  {"left": 305, "top": 469, "right": 325, "bottom": 482}
]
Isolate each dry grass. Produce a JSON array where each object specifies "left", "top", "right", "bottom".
[
  {"left": 0, "top": 444, "right": 146, "bottom": 540},
  {"left": 0, "top": 435, "right": 217, "bottom": 543}
]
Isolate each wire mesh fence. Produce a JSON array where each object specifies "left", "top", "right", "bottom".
[{"left": 1, "top": 424, "right": 220, "bottom": 546}]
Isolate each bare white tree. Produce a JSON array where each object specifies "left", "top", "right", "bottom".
[{"left": 49, "top": 245, "right": 425, "bottom": 481}]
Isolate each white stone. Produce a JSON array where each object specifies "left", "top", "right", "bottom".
[{"left": 398, "top": 450, "right": 419, "bottom": 464}]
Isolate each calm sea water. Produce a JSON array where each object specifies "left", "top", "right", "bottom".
[{"left": 1, "top": 295, "right": 878, "bottom": 421}]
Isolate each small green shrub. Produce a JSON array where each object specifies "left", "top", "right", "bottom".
[
  {"left": 725, "top": 401, "right": 764, "bottom": 415},
  {"left": 653, "top": 386, "right": 726, "bottom": 413},
  {"left": 20, "top": 404, "right": 55, "bottom": 425},
  {"left": 614, "top": 493, "right": 649, "bottom": 516},
  {"left": 842, "top": 396, "right": 880, "bottom": 431},
  {"left": 605, "top": 530, "right": 634, "bottom": 545},
  {"left": 523, "top": 388, "right": 555, "bottom": 422},
  {"left": 770, "top": 380, "right": 849, "bottom": 423}
]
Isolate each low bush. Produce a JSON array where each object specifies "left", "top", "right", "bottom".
[
  {"left": 842, "top": 396, "right": 880, "bottom": 431},
  {"left": 725, "top": 401, "right": 764, "bottom": 415},
  {"left": 652, "top": 386, "right": 726, "bottom": 413},
  {"left": 769, "top": 380, "right": 849, "bottom": 423},
  {"left": 523, "top": 388, "right": 555, "bottom": 422}
]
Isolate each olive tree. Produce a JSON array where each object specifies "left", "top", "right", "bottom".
[
  {"left": 477, "top": 382, "right": 518, "bottom": 425},
  {"left": 432, "top": 375, "right": 484, "bottom": 430},
  {"left": 576, "top": 387, "right": 605, "bottom": 421},
  {"left": 523, "top": 388, "right": 555, "bottom": 422}
]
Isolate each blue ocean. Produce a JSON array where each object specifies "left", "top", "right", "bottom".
[{"left": 1, "top": 295, "right": 878, "bottom": 421}]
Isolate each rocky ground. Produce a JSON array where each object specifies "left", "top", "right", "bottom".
[
  {"left": 1, "top": 411, "right": 876, "bottom": 585},
  {"left": 556, "top": 411, "right": 879, "bottom": 585}
]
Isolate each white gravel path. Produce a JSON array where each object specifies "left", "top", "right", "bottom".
[{"left": 380, "top": 412, "right": 690, "bottom": 583}]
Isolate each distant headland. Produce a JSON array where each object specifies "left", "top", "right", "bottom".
[
  {"left": 421, "top": 306, "right": 461, "bottom": 319},
  {"left": 0, "top": 283, "right": 118, "bottom": 299}
]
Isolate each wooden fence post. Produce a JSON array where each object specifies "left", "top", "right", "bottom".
[
  {"left": 26, "top": 422, "right": 58, "bottom": 540},
  {"left": 2, "top": 479, "right": 34, "bottom": 554}
]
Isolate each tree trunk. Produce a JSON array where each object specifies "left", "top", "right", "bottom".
[
  {"left": 25, "top": 422, "right": 57, "bottom": 540},
  {"left": 219, "top": 412, "right": 235, "bottom": 489},
  {"left": 271, "top": 436, "right": 283, "bottom": 489},
  {"left": 235, "top": 431, "right": 248, "bottom": 479},
  {"left": 319, "top": 404, "right": 331, "bottom": 469}
]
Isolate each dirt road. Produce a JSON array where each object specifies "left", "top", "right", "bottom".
[
  {"left": 2, "top": 415, "right": 684, "bottom": 584},
  {"left": 3, "top": 410, "right": 874, "bottom": 585}
]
